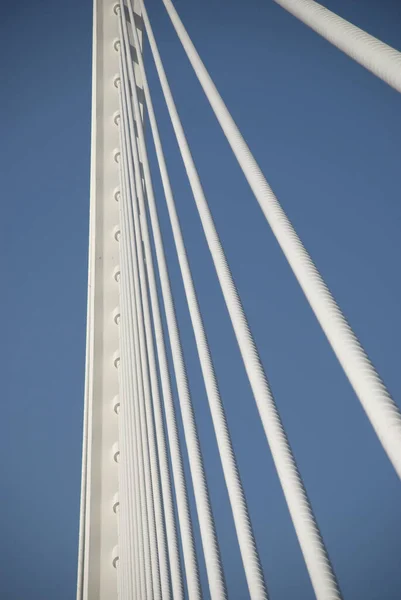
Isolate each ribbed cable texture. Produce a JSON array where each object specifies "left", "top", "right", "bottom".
[
  {"left": 123, "top": 6, "right": 186, "bottom": 599},
  {"left": 273, "top": 0, "right": 401, "bottom": 94},
  {"left": 119, "top": 64, "right": 152, "bottom": 599},
  {"left": 119, "top": 29, "right": 161, "bottom": 599},
  {"left": 119, "top": 10, "right": 171, "bottom": 598},
  {"left": 132, "top": 4, "right": 268, "bottom": 599},
  {"left": 120, "top": 4, "right": 203, "bottom": 596},
  {"left": 143, "top": 3, "right": 342, "bottom": 598},
  {"left": 160, "top": 0, "right": 401, "bottom": 481},
  {"left": 118, "top": 86, "right": 146, "bottom": 599},
  {"left": 123, "top": 4, "right": 228, "bottom": 599},
  {"left": 120, "top": 5, "right": 203, "bottom": 599}
]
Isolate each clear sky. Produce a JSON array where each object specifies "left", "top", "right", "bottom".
[{"left": 1, "top": 0, "right": 400, "bottom": 598}]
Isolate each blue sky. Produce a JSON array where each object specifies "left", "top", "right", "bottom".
[{"left": 1, "top": 0, "right": 400, "bottom": 598}]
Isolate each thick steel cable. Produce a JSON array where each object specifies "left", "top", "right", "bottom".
[
  {"left": 140, "top": 4, "right": 342, "bottom": 599},
  {"left": 119, "top": 4, "right": 202, "bottom": 600},
  {"left": 119, "top": 9, "right": 185, "bottom": 600},
  {"left": 120, "top": 22, "right": 164, "bottom": 600},
  {"left": 118, "top": 97, "right": 145, "bottom": 599},
  {"left": 119, "top": 50, "right": 159, "bottom": 600},
  {"left": 117, "top": 104, "right": 142, "bottom": 599},
  {"left": 119, "top": 72, "right": 152, "bottom": 599},
  {"left": 128, "top": 5, "right": 268, "bottom": 599},
  {"left": 274, "top": 0, "right": 401, "bottom": 94},
  {"left": 159, "top": 0, "right": 401, "bottom": 481},
  {"left": 118, "top": 15, "right": 171, "bottom": 599},
  {"left": 119, "top": 8, "right": 202, "bottom": 600},
  {"left": 121, "top": 4, "right": 228, "bottom": 599}
]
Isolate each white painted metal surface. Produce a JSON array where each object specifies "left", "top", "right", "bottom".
[
  {"left": 78, "top": 1, "right": 400, "bottom": 598},
  {"left": 77, "top": 1, "right": 143, "bottom": 598}
]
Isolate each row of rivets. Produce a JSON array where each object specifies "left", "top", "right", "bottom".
[{"left": 111, "top": 6, "right": 121, "bottom": 574}]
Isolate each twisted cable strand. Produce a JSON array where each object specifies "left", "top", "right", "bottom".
[
  {"left": 273, "top": 0, "right": 401, "bottom": 94},
  {"left": 141, "top": 3, "right": 342, "bottom": 598},
  {"left": 119, "top": 8, "right": 172, "bottom": 598},
  {"left": 160, "top": 0, "right": 401, "bottom": 482},
  {"left": 120, "top": 4, "right": 202, "bottom": 599},
  {"left": 119, "top": 26, "right": 162, "bottom": 599},
  {"left": 122, "top": 2, "right": 227, "bottom": 598},
  {"left": 124, "top": 5, "right": 186, "bottom": 599},
  {"left": 119, "top": 56, "right": 152, "bottom": 599},
  {"left": 131, "top": 3, "right": 268, "bottom": 598}
]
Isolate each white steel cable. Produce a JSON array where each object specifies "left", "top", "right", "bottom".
[
  {"left": 128, "top": 5, "right": 268, "bottom": 599},
  {"left": 118, "top": 16, "right": 171, "bottom": 599},
  {"left": 273, "top": 0, "right": 401, "bottom": 94},
  {"left": 120, "top": 24, "right": 164, "bottom": 600},
  {"left": 159, "top": 0, "right": 401, "bottom": 482},
  {"left": 118, "top": 104, "right": 143, "bottom": 599},
  {"left": 140, "top": 4, "right": 342, "bottom": 599},
  {"left": 119, "top": 56, "right": 158, "bottom": 600},
  {"left": 119, "top": 6, "right": 202, "bottom": 599},
  {"left": 117, "top": 105, "right": 142, "bottom": 599},
  {"left": 121, "top": 3, "right": 228, "bottom": 599},
  {"left": 119, "top": 73, "right": 151, "bottom": 599},
  {"left": 119, "top": 7, "right": 185, "bottom": 599}
]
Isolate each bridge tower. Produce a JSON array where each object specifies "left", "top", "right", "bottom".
[{"left": 77, "top": 1, "right": 401, "bottom": 598}]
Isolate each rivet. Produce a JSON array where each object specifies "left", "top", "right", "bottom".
[
  {"left": 113, "top": 266, "right": 121, "bottom": 282},
  {"left": 113, "top": 395, "right": 120, "bottom": 415},
  {"left": 113, "top": 352, "right": 121, "bottom": 369},
  {"left": 113, "top": 188, "right": 121, "bottom": 202},
  {"left": 112, "top": 442, "right": 120, "bottom": 463},
  {"left": 113, "top": 149, "right": 121, "bottom": 164},
  {"left": 113, "top": 39, "right": 121, "bottom": 52},
  {"left": 113, "top": 75, "right": 121, "bottom": 89},
  {"left": 113, "top": 3, "right": 120, "bottom": 16},
  {"left": 112, "top": 546, "right": 119, "bottom": 569},
  {"left": 113, "top": 493, "right": 120, "bottom": 514},
  {"left": 113, "top": 111, "right": 120, "bottom": 127},
  {"left": 113, "top": 307, "right": 121, "bottom": 325},
  {"left": 113, "top": 225, "right": 121, "bottom": 242}
]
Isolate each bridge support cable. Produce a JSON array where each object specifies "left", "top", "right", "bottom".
[
  {"left": 127, "top": 2, "right": 269, "bottom": 599},
  {"left": 118, "top": 28, "right": 165, "bottom": 600},
  {"left": 139, "top": 3, "right": 342, "bottom": 599},
  {"left": 273, "top": 0, "right": 401, "bottom": 95},
  {"left": 118, "top": 4, "right": 202, "bottom": 600},
  {"left": 120, "top": 2, "right": 228, "bottom": 599},
  {"left": 157, "top": 0, "right": 401, "bottom": 482},
  {"left": 118, "top": 14, "right": 173, "bottom": 600},
  {"left": 119, "top": 35, "right": 185, "bottom": 600},
  {"left": 118, "top": 24, "right": 185, "bottom": 600},
  {"left": 118, "top": 60, "right": 156, "bottom": 600},
  {"left": 118, "top": 75, "right": 149, "bottom": 599},
  {"left": 117, "top": 125, "right": 139, "bottom": 600}
]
